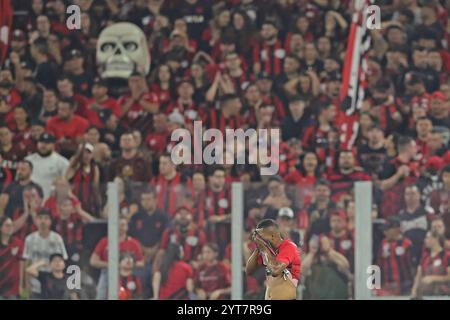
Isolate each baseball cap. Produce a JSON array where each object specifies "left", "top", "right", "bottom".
[
  {"left": 84, "top": 143, "right": 94, "bottom": 153},
  {"left": 425, "top": 156, "right": 443, "bottom": 171},
  {"left": 65, "top": 48, "right": 83, "bottom": 60},
  {"left": 12, "top": 29, "right": 26, "bottom": 42},
  {"left": 381, "top": 216, "right": 401, "bottom": 231},
  {"left": 39, "top": 132, "right": 56, "bottom": 143},
  {"left": 431, "top": 91, "right": 446, "bottom": 101},
  {"left": 93, "top": 77, "right": 107, "bottom": 87},
  {"left": 278, "top": 207, "right": 294, "bottom": 219},
  {"left": 406, "top": 73, "right": 424, "bottom": 86}
]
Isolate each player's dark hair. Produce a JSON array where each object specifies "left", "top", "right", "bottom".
[
  {"left": 23, "top": 184, "right": 44, "bottom": 199},
  {"left": 397, "top": 136, "right": 413, "bottom": 153},
  {"left": 19, "top": 159, "right": 33, "bottom": 171},
  {"left": 257, "top": 219, "right": 278, "bottom": 230},
  {"left": 58, "top": 97, "right": 76, "bottom": 110},
  {"left": 37, "top": 208, "right": 52, "bottom": 219}
]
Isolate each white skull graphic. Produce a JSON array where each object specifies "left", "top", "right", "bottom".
[{"left": 96, "top": 22, "right": 150, "bottom": 79}]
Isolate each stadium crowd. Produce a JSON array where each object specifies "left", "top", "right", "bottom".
[{"left": 0, "top": 0, "right": 450, "bottom": 300}]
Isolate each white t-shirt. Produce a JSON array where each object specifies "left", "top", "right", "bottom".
[
  {"left": 25, "top": 152, "right": 69, "bottom": 200},
  {"left": 22, "top": 231, "right": 68, "bottom": 294}
]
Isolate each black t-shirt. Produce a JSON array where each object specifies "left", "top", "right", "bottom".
[
  {"left": 38, "top": 271, "right": 71, "bottom": 299},
  {"left": 357, "top": 144, "right": 387, "bottom": 176},
  {"left": 175, "top": 0, "right": 211, "bottom": 40},
  {"left": 69, "top": 72, "right": 94, "bottom": 97},
  {"left": 396, "top": 206, "right": 429, "bottom": 265},
  {"left": 35, "top": 61, "right": 59, "bottom": 89},
  {"left": 281, "top": 114, "right": 312, "bottom": 142},
  {"left": 307, "top": 201, "right": 337, "bottom": 236},
  {"left": 4, "top": 181, "right": 43, "bottom": 218},
  {"left": 128, "top": 209, "right": 169, "bottom": 247}
]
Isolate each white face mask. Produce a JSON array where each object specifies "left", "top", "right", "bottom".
[{"left": 97, "top": 22, "right": 151, "bottom": 79}]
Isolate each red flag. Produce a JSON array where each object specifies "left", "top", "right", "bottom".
[
  {"left": 0, "top": 0, "right": 13, "bottom": 66},
  {"left": 338, "top": 0, "right": 372, "bottom": 150}
]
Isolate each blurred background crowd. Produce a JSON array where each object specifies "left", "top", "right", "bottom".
[{"left": 0, "top": 0, "right": 450, "bottom": 300}]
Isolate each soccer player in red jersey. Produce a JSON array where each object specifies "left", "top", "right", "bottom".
[{"left": 245, "top": 219, "right": 301, "bottom": 300}]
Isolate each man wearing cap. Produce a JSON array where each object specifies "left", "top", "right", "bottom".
[
  {"left": 429, "top": 91, "right": 450, "bottom": 131},
  {"left": 25, "top": 133, "right": 69, "bottom": 200},
  {"left": 376, "top": 216, "right": 415, "bottom": 296},
  {"left": 26, "top": 252, "right": 78, "bottom": 299},
  {"left": 86, "top": 78, "right": 121, "bottom": 128},
  {"left": 9, "top": 29, "right": 30, "bottom": 62},
  {"left": 277, "top": 207, "right": 302, "bottom": 246},
  {"left": 118, "top": 72, "right": 160, "bottom": 128},
  {"left": 63, "top": 48, "right": 93, "bottom": 97}
]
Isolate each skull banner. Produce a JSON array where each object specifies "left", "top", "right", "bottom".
[{"left": 96, "top": 22, "right": 150, "bottom": 79}]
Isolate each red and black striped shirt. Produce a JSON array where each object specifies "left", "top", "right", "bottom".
[
  {"left": 119, "top": 274, "right": 142, "bottom": 300},
  {"left": 11, "top": 208, "right": 37, "bottom": 243},
  {"left": 160, "top": 226, "right": 206, "bottom": 262},
  {"left": 252, "top": 40, "right": 284, "bottom": 77},
  {"left": 377, "top": 237, "right": 414, "bottom": 295},
  {"left": 204, "top": 106, "right": 241, "bottom": 134},
  {"left": 53, "top": 213, "right": 84, "bottom": 250},
  {"left": 204, "top": 187, "right": 231, "bottom": 247},
  {"left": 0, "top": 237, "right": 23, "bottom": 298},
  {"left": 70, "top": 162, "right": 100, "bottom": 216},
  {"left": 151, "top": 172, "right": 193, "bottom": 218}
]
